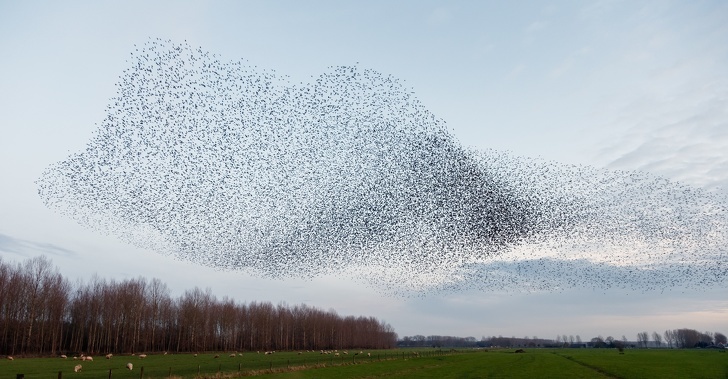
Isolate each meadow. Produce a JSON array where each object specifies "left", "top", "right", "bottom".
[{"left": 1, "top": 348, "right": 726, "bottom": 379}]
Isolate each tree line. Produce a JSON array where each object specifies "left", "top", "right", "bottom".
[
  {"left": 635, "top": 329, "right": 726, "bottom": 349},
  {"left": 399, "top": 329, "right": 727, "bottom": 349},
  {"left": 0, "top": 256, "right": 397, "bottom": 356}
]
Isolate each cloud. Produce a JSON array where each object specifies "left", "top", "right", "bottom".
[
  {"left": 0, "top": 233, "right": 77, "bottom": 259},
  {"left": 598, "top": 80, "right": 728, "bottom": 194}
]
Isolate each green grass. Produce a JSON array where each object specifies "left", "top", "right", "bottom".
[{"left": 1, "top": 349, "right": 726, "bottom": 379}]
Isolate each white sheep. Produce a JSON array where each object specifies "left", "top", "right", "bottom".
[
  {"left": 61, "top": 354, "right": 67, "bottom": 359},
  {"left": 229, "top": 353, "right": 236, "bottom": 357},
  {"left": 74, "top": 364, "right": 82, "bottom": 372},
  {"left": 138, "top": 354, "right": 147, "bottom": 359},
  {"left": 84, "top": 356, "right": 93, "bottom": 361},
  {"left": 105, "top": 353, "right": 113, "bottom": 359},
  {"left": 7, "top": 356, "right": 13, "bottom": 361},
  {"left": 126, "top": 362, "right": 133, "bottom": 370}
]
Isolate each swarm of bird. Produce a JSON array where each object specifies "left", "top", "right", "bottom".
[{"left": 37, "top": 38, "right": 727, "bottom": 296}]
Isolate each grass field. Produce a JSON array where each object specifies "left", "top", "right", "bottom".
[{"left": 1, "top": 348, "right": 726, "bottom": 378}]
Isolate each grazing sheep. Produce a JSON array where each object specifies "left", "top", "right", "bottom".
[
  {"left": 72, "top": 356, "right": 78, "bottom": 360},
  {"left": 194, "top": 353, "right": 198, "bottom": 357},
  {"left": 138, "top": 354, "right": 147, "bottom": 359},
  {"left": 126, "top": 362, "right": 133, "bottom": 370},
  {"left": 74, "top": 364, "right": 82, "bottom": 372},
  {"left": 367, "top": 353, "right": 371, "bottom": 357},
  {"left": 61, "top": 354, "right": 67, "bottom": 359},
  {"left": 335, "top": 353, "right": 339, "bottom": 357},
  {"left": 86, "top": 356, "right": 93, "bottom": 361},
  {"left": 7, "top": 356, "right": 13, "bottom": 361},
  {"left": 229, "top": 353, "right": 236, "bottom": 357},
  {"left": 214, "top": 355, "right": 219, "bottom": 359},
  {"left": 163, "top": 351, "right": 168, "bottom": 355},
  {"left": 105, "top": 353, "right": 113, "bottom": 359}
]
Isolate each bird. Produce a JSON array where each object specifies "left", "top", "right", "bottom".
[{"left": 35, "top": 38, "right": 728, "bottom": 297}]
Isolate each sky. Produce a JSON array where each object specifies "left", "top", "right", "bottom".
[{"left": 1, "top": 0, "right": 727, "bottom": 341}]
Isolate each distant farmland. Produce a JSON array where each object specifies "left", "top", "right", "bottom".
[{"left": 2, "top": 348, "right": 726, "bottom": 378}]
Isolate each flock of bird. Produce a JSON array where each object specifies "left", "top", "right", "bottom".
[{"left": 37, "top": 39, "right": 727, "bottom": 296}]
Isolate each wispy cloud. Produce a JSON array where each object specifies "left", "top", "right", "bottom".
[
  {"left": 597, "top": 82, "right": 728, "bottom": 194},
  {"left": 0, "top": 233, "right": 78, "bottom": 259}
]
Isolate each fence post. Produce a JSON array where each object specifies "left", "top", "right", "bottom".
[
  {"left": 197, "top": 365, "right": 200, "bottom": 376},
  {"left": 58, "top": 371, "right": 62, "bottom": 379},
  {"left": 108, "top": 368, "right": 113, "bottom": 378},
  {"left": 16, "top": 375, "right": 24, "bottom": 379},
  {"left": 168, "top": 367, "right": 171, "bottom": 378},
  {"left": 139, "top": 366, "right": 144, "bottom": 379}
]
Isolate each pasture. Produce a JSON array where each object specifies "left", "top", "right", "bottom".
[{"left": 1, "top": 348, "right": 726, "bottom": 378}]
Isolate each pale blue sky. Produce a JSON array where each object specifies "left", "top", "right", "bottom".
[{"left": 1, "top": 0, "right": 726, "bottom": 339}]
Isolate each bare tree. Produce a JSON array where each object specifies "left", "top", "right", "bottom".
[
  {"left": 21, "top": 256, "right": 56, "bottom": 354},
  {"left": 590, "top": 336, "right": 605, "bottom": 348},
  {"left": 675, "top": 329, "right": 700, "bottom": 348},
  {"left": 637, "top": 331, "right": 649, "bottom": 348},
  {"left": 651, "top": 331, "right": 662, "bottom": 348},
  {"left": 605, "top": 336, "right": 615, "bottom": 347},
  {"left": 0, "top": 255, "right": 399, "bottom": 355},
  {"left": 714, "top": 332, "right": 727, "bottom": 346}
]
